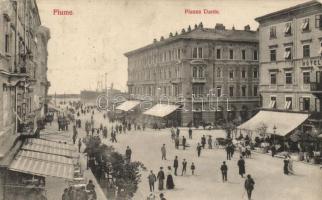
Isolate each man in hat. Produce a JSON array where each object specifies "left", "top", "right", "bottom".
[
  {"left": 244, "top": 174, "right": 255, "bottom": 200},
  {"left": 157, "top": 167, "right": 165, "bottom": 190},
  {"left": 220, "top": 161, "right": 228, "bottom": 182}
]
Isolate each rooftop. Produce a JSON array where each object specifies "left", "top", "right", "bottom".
[
  {"left": 255, "top": 0, "right": 322, "bottom": 22},
  {"left": 124, "top": 23, "right": 258, "bottom": 57}
]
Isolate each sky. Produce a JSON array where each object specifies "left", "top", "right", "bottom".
[{"left": 36, "top": 0, "right": 307, "bottom": 94}]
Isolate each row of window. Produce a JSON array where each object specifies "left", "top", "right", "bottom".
[
  {"left": 129, "top": 67, "right": 182, "bottom": 81},
  {"left": 129, "top": 85, "right": 182, "bottom": 96},
  {"left": 269, "top": 71, "right": 311, "bottom": 85},
  {"left": 269, "top": 44, "right": 320, "bottom": 61},
  {"left": 130, "top": 48, "right": 182, "bottom": 68},
  {"left": 269, "top": 14, "right": 322, "bottom": 39},
  {"left": 216, "top": 67, "right": 259, "bottom": 79},
  {"left": 269, "top": 96, "right": 311, "bottom": 111},
  {"left": 193, "top": 47, "right": 258, "bottom": 60},
  {"left": 205, "top": 85, "right": 258, "bottom": 97}
]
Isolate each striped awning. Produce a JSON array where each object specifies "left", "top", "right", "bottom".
[
  {"left": 17, "top": 150, "right": 73, "bottom": 165},
  {"left": 9, "top": 154, "right": 74, "bottom": 180},
  {"left": 21, "top": 139, "right": 78, "bottom": 158}
]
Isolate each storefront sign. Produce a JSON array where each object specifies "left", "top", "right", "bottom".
[{"left": 302, "top": 58, "right": 322, "bottom": 67}]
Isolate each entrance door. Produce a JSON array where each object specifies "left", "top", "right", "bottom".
[{"left": 193, "top": 112, "right": 202, "bottom": 128}]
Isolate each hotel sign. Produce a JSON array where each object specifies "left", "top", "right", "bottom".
[{"left": 302, "top": 58, "right": 322, "bottom": 67}]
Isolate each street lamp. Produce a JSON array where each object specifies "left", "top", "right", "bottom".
[{"left": 273, "top": 125, "right": 277, "bottom": 145}]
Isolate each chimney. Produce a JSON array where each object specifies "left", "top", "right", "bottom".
[
  {"left": 215, "top": 23, "right": 225, "bottom": 31},
  {"left": 188, "top": 25, "right": 191, "bottom": 32},
  {"left": 153, "top": 38, "right": 157, "bottom": 43},
  {"left": 244, "top": 25, "right": 251, "bottom": 31}
]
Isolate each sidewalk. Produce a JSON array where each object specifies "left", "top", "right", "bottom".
[{"left": 41, "top": 123, "right": 107, "bottom": 200}]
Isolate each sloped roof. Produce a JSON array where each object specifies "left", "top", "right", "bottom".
[
  {"left": 255, "top": 0, "right": 321, "bottom": 22},
  {"left": 124, "top": 27, "right": 258, "bottom": 56}
]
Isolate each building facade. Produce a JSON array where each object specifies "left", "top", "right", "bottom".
[
  {"left": 0, "top": 0, "right": 50, "bottom": 199},
  {"left": 255, "top": 0, "right": 322, "bottom": 132},
  {"left": 125, "top": 23, "right": 260, "bottom": 126}
]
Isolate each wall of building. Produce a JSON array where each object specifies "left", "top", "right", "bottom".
[{"left": 258, "top": 2, "right": 322, "bottom": 113}]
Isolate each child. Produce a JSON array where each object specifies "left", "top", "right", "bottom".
[{"left": 191, "top": 162, "right": 195, "bottom": 175}]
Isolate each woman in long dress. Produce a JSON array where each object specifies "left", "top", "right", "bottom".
[{"left": 166, "top": 166, "right": 175, "bottom": 189}]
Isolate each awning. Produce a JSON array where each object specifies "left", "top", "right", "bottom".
[
  {"left": 115, "top": 101, "right": 140, "bottom": 112},
  {"left": 21, "top": 138, "right": 77, "bottom": 158},
  {"left": 143, "top": 104, "right": 180, "bottom": 118},
  {"left": 237, "top": 110, "right": 310, "bottom": 136},
  {"left": 48, "top": 104, "right": 62, "bottom": 112},
  {"left": 17, "top": 150, "right": 73, "bottom": 165},
  {"left": 9, "top": 153, "right": 74, "bottom": 180}
]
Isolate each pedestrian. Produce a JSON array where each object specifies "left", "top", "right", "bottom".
[
  {"left": 181, "top": 159, "right": 187, "bottom": 176},
  {"left": 161, "top": 144, "right": 167, "bottom": 160},
  {"left": 182, "top": 136, "right": 187, "bottom": 150},
  {"left": 91, "top": 128, "right": 95, "bottom": 136},
  {"left": 166, "top": 166, "right": 175, "bottom": 189},
  {"left": 283, "top": 155, "right": 289, "bottom": 175},
  {"left": 288, "top": 154, "right": 294, "bottom": 174},
  {"left": 244, "top": 174, "right": 255, "bottom": 200},
  {"left": 188, "top": 127, "right": 192, "bottom": 139},
  {"left": 197, "top": 143, "right": 202, "bottom": 157},
  {"left": 125, "top": 146, "right": 132, "bottom": 162},
  {"left": 147, "top": 170, "right": 157, "bottom": 192},
  {"left": 171, "top": 127, "right": 175, "bottom": 141},
  {"left": 176, "top": 127, "right": 180, "bottom": 138},
  {"left": 237, "top": 156, "right": 245, "bottom": 178},
  {"left": 271, "top": 145, "right": 276, "bottom": 157},
  {"left": 159, "top": 193, "right": 166, "bottom": 200},
  {"left": 226, "top": 144, "right": 231, "bottom": 160},
  {"left": 111, "top": 130, "right": 117, "bottom": 143},
  {"left": 191, "top": 162, "right": 195, "bottom": 175},
  {"left": 62, "top": 188, "right": 69, "bottom": 200},
  {"left": 157, "top": 167, "right": 165, "bottom": 190},
  {"left": 72, "top": 133, "right": 77, "bottom": 145},
  {"left": 86, "top": 180, "right": 95, "bottom": 191},
  {"left": 208, "top": 135, "right": 213, "bottom": 149},
  {"left": 220, "top": 161, "right": 228, "bottom": 182},
  {"left": 78, "top": 138, "right": 82, "bottom": 153},
  {"left": 103, "top": 127, "right": 108, "bottom": 138},
  {"left": 175, "top": 136, "right": 179, "bottom": 149},
  {"left": 147, "top": 193, "right": 156, "bottom": 200},
  {"left": 173, "top": 156, "right": 179, "bottom": 176},
  {"left": 201, "top": 135, "right": 206, "bottom": 148}
]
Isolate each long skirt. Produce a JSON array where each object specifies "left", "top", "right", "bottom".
[
  {"left": 166, "top": 175, "right": 174, "bottom": 189},
  {"left": 158, "top": 180, "right": 164, "bottom": 190}
]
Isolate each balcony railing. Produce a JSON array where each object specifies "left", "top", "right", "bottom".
[
  {"left": 192, "top": 77, "right": 206, "bottom": 83},
  {"left": 310, "top": 82, "right": 322, "bottom": 91}
]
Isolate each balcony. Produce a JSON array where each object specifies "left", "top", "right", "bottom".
[
  {"left": 310, "top": 82, "right": 322, "bottom": 92},
  {"left": 192, "top": 77, "right": 206, "bottom": 83}
]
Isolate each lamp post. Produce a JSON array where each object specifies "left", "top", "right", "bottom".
[{"left": 273, "top": 125, "right": 277, "bottom": 145}]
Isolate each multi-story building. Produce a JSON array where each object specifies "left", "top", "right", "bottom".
[
  {"left": 0, "top": 0, "right": 50, "bottom": 198},
  {"left": 239, "top": 0, "right": 322, "bottom": 138},
  {"left": 125, "top": 23, "right": 260, "bottom": 126}
]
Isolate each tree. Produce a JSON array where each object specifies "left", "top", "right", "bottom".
[{"left": 84, "top": 136, "right": 145, "bottom": 199}]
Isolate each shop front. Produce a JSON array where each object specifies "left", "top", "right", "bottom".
[
  {"left": 143, "top": 104, "right": 181, "bottom": 128},
  {"left": 3, "top": 138, "right": 81, "bottom": 200}
]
